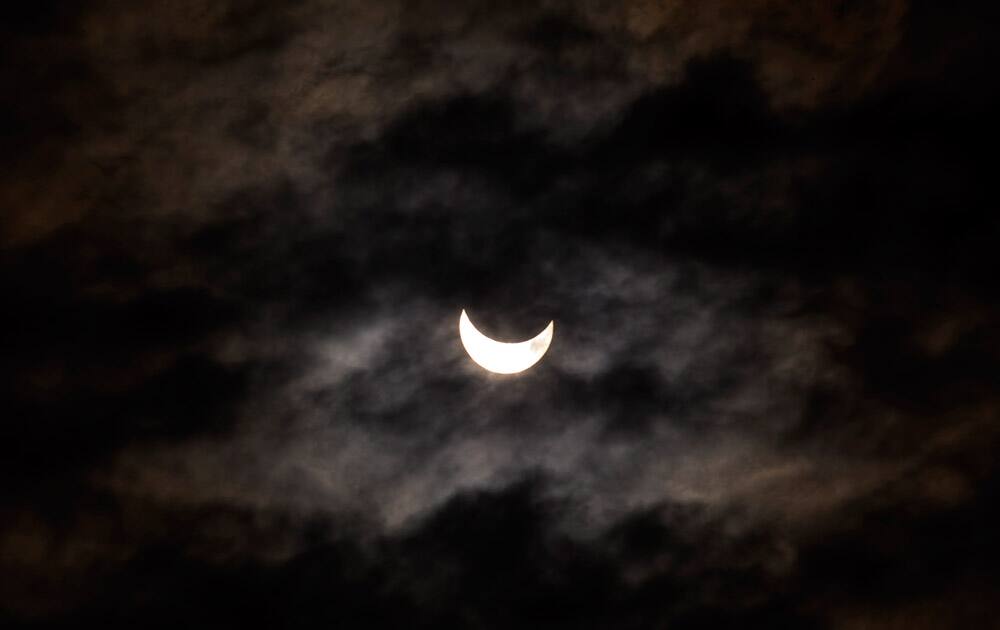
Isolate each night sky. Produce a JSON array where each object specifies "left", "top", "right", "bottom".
[{"left": 3, "top": 1, "right": 1000, "bottom": 627}]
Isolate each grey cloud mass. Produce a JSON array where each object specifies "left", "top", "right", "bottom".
[{"left": 2, "top": 0, "right": 999, "bottom": 628}]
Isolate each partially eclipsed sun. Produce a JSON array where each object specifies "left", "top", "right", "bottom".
[{"left": 459, "top": 310, "right": 554, "bottom": 374}]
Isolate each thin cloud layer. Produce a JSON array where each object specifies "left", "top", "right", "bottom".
[{"left": 1, "top": 1, "right": 998, "bottom": 627}]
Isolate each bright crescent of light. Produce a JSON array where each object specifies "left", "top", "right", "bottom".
[{"left": 459, "top": 309, "right": 554, "bottom": 374}]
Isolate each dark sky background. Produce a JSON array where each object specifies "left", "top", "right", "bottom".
[{"left": 2, "top": 1, "right": 999, "bottom": 627}]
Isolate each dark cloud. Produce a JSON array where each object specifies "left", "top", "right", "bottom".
[{"left": 2, "top": 0, "right": 998, "bottom": 627}]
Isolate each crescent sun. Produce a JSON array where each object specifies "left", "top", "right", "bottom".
[{"left": 459, "top": 309, "right": 554, "bottom": 374}]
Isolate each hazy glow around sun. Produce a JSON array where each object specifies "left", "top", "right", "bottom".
[{"left": 459, "top": 310, "right": 554, "bottom": 374}]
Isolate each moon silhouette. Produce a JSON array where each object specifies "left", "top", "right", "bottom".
[{"left": 459, "top": 309, "right": 554, "bottom": 374}]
